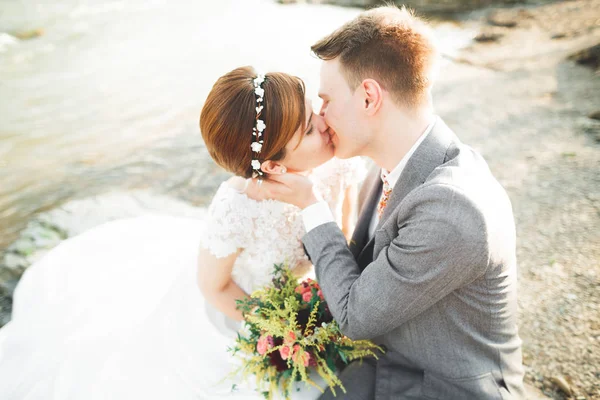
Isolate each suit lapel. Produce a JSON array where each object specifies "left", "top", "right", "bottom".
[
  {"left": 350, "top": 167, "right": 382, "bottom": 259},
  {"left": 355, "top": 118, "right": 456, "bottom": 261}
]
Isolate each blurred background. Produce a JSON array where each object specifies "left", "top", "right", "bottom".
[{"left": 0, "top": 0, "right": 598, "bottom": 398}]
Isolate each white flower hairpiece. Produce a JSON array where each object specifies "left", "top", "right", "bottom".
[
  {"left": 251, "top": 142, "right": 263, "bottom": 153},
  {"left": 251, "top": 73, "right": 266, "bottom": 178}
]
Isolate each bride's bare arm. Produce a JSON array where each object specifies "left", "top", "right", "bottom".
[
  {"left": 341, "top": 183, "right": 358, "bottom": 241},
  {"left": 196, "top": 248, "right": 248, "bottom": 321}
]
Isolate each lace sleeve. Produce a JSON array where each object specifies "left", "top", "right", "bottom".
[{"left": 198, "top": 185, "right": 255, "bottom": 259}]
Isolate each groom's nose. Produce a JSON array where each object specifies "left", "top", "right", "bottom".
[
  {"left": 314, "top": 114, "right": 328, "bottom": 133},
  {"left": 319, "top": 102, "right": 327, "bottom": 118}
]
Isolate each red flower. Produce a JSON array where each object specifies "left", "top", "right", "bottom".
[
  {"left": 268, "top": 348, "right": 288, "bottom": 372},
  {"left": 308, "top": 351, "right": 317, "bottom": 367},
  {"left": 302, "top": 291, "right": 313, "bottom": 303}
]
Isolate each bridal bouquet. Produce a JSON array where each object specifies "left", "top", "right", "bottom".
[{"left": 229, "top": 264, "right": 382, "bottom": 399}]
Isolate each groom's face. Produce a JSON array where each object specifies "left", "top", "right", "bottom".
[{"left": 318, "top": 59, "right": 370, "bottom": 159}]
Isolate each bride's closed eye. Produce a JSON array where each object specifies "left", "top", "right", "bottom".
[{"left": 304, "top": 113, "right": 315, "bottom": 135}]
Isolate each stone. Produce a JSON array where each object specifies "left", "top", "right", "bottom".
[
  {"left": 569, "top": 43, "right": 600, "bottom": 70},
  {"left": 474, "top": 31, "right": 504, "bottom": 43},
  {"left": 488, "top": 12, "right": 518, "bottom": 28},
  {"left": 0, "top": 277, "right": 19, "bottom": 297},
  {"left": 3, "top": 253, "right": 27, "bottom": 271},
  {"left": 12, "top": 28, "right": 44, "bottom": 40},
  {"left": 550, "top": 375, "right": 572, "bottom": 396},
  {"left": 577, "top": 117, "right": 600, "bottom": 137},
  {"left": 24, "top": 225, "right": 63, "bottom": 248},
  {"left": 589, "top": 110, "right": 600, "bottom": 121},
  {"left": 11, "top": 238, "right": 36, "bottom": 256}
]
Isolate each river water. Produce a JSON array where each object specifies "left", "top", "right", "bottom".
[{"left": 0, "top": 0, "right": 473, "bottom": 250}]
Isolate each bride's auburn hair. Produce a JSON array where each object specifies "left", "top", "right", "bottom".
[{"left": 200, "top": 66, "right": 307, "bottom": 178}]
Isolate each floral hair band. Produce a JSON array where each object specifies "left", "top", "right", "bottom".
[{"left": 251, "top": 74, "right": 266, "bottom": 178}]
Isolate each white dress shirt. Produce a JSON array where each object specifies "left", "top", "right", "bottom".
[{"left": 302, "top": 118, "right": 437, "bottom": 236}]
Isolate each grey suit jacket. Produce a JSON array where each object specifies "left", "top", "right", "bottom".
[{"left": 303, "top": 118, "right": 525, "bottom": 399}]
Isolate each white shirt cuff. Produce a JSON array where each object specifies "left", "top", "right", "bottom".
[{"left": 302, "top": 201, "right": 334, "bottom": 233}]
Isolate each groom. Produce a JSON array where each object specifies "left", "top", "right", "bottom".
[{"left": 263, "top": 6, "right": 525, "bottom": 400}]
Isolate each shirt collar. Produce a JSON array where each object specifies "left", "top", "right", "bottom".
[{"left": 381, "top": 117, "right": 437, "bottom": 189}]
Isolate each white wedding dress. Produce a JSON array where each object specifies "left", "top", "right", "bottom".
[{"left": 0, "top": 157, "right": 365, "bottom": 400}]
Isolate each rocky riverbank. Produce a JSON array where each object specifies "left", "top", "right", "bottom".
[{"left": 437, "top": 1, "right": 599, "bottom": 398}]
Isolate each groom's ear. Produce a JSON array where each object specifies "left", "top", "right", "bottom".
[{"left": 361, "top": 79, "right": 383, "bottom": 116}]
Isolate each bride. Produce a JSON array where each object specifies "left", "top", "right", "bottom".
[{"left": 0, "top": 66, "right": 365, "bottom": 399}]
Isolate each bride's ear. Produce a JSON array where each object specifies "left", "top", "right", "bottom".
[{"left": 261, "top": 160, "right": 287, "bottom": 175}]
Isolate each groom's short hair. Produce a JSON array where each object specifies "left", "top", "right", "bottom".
[{"left": 311, "top": 5, "right": 439, "bottom": 107}]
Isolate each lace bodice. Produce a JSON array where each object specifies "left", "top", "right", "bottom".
[{"left": 199, "top": 157, "right": 366, "bottom": 294}]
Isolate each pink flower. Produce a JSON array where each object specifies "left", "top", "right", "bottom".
[
  {"left": 279, "top": 345, "right": 291, "bottom": 360},
  {"left": 317, "top": 290, "right": 324, "bottom": 300},
  {"left": 302, "top": 291, "right": 313, "bottom": 303},
  {"left": 283, "top": 330, "right": 296, "bottom": 345},
  {"left": 292, "top": 344, "right": 310, "bottom": 367},
  {"left": 256, "top": 335, "right": 274, "bottom": 356},
  {"left": 291, "top": 344, "right": 301, "bottom": 362},
  {"left": 257, "top": 339, "right": 268, "bottom": 355}
]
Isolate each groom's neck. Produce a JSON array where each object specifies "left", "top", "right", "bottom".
[{"left": 367, "top": 106, "right": 434, "bottom": 172}]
